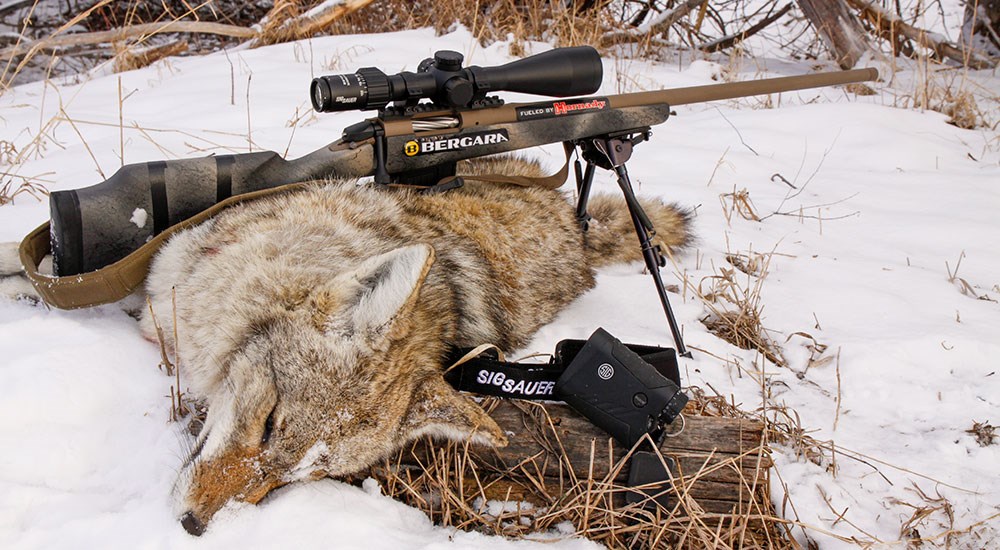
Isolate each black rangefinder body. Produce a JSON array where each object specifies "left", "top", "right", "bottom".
[{"left": 556, "top": 328, "right": 688, "bottom": 448}]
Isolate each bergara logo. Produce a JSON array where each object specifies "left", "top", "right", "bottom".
[{"left": 404, "top": 129, "right": 509, "bottom": 156}]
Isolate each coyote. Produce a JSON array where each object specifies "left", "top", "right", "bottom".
[{"left": 2, "top": 156, "right": 689, "bottom": 535}]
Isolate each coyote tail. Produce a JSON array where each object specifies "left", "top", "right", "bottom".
[{"left": 583, "top": 195, "right": 692, "bottom": 268}]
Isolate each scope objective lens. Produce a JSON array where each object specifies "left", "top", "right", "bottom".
[{"left": 310, "top": 73, "right": 369, "bottom": 112}]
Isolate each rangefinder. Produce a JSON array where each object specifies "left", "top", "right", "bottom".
[{"left": 555, "top": 328, "right": 688, "bottom": 448}]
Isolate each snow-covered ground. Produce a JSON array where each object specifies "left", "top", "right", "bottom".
[{"left": 1, "top": 23, "right": 998, "bottom": 550}]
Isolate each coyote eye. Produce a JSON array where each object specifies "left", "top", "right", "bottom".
[{"left": 261, "top": 407, "right": 277, "bottom": 445}]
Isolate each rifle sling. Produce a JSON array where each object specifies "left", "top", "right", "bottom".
[
  {"left": 458, "top": 142, "right": 574, "bottom": 190},
  {"left": 19, "top": 146, "right": 574, "bottom": 310},
  {"left": 19, "top": 183, "right": 311, "bottom": 310}
]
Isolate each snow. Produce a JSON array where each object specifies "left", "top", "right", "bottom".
[
  {"left": 130, "top": 208, "right": 149, "bottom": 228},
  {"left": 1, "top": 19, "right": 999, "bottom": 550}
]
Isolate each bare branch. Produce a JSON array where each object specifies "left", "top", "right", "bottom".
[
  {"left": 848, "top": 0, "right": 996, "bottom": 69},
  {"left": 698, "top": 3, "right": 794, "bottom": 53}
]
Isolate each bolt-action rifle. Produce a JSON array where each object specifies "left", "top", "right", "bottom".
[{"left": 19, "top": 46, "right": 877, "bottom": 355}]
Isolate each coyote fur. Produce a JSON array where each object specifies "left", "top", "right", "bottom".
[{"left": 1, "top": 156, "right": 690, "bottom": 535}]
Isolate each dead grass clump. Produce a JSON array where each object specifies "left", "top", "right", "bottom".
[
  {"left": 702, "top": 310, "right": 784, "bottom": 368},
  {"left": 695, "top": 259, "right": 786, "bottom": 368},
  {"left": 113, "top": 40, "right": 187, "bottom": 73},
  {"left": 725, "top": 252, "right": 768, "bottom": 277},
  {"left": 897, "top": 71, "right": 993, "bottom": 130},
  {"left": 0, "top": 176, "right": 48, "bottom": 206},
  {"left": 720, "top": 187, "right": 761, "bottom": 223},
  {"left": 328, "top": 0, "right": 611, "bottom": 54},
  {"left": 946, "top": 251, "right": 997, "bottom": 302},
  {"left": 966, "top": 420, "right": 997, "bottom": 447},
  {"left": 367, "top": 396, "right": 790, "bottom": 549},
  {"left": 933, "top": 88, "right": 984, "bottom": 130},
  {"left": 844, "top": 82, "right": 877, "bottom": 96}
]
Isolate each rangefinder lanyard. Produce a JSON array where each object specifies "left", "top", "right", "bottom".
[
  {"left": 443, "top": 328, "right": 688, "bottom": 448},
  {"left": 446, "top": 328, "right": 689, "bottom": 509}
]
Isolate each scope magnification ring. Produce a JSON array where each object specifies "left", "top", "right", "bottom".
[{"left": 356, "top": 67, "right": 391, "bottom": 111}]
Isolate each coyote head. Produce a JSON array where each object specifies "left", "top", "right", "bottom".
[{"left": 173, "top": 244, "right": 507, "bottom": 535}]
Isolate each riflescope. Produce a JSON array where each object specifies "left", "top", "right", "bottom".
[{"left": 310, "top": 46, "right": 603, "bottom": 112}]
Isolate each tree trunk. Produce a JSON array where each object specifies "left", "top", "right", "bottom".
[{"left": 797, "top": 0, "right": 874, "bottom": 68}]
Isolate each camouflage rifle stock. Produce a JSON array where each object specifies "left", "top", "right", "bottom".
[{"left": 21, "top": 46, "right": 877, "bottom": 321}]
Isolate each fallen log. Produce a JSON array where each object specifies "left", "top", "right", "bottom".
[
  {"left": 0, "top": 21, "right": 255, "bottom": 61},
  {"left": 368, "top": 398, "right": 785, "bottom": 547}
]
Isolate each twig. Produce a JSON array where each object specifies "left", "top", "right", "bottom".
[
  {"left": 59, "top": 108, "right": 105, "bottom": 179},
  {"left": 245, "top": 73, "right": 252, "bottom": 152},
  {"left": 698, "top": 3, "right": 793, "bottom": 53},
  {"left": 712, "top": 106, "right": 758, "bottom": 156},
  {"left": 601, "top": 0, "right": 706, "bottom": 46},
  {"left": 833, "top": 347, "right": 842, "bottom": 430}
]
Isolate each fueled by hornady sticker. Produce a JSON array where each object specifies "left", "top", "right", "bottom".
[
  {"left": 515, "top": 97, "right": 609, "bottom": 121},
  {"left": 403, "top": 129, "right": 510, "bottom": 156}
]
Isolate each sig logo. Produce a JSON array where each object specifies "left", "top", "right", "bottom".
[
  {"left": 403, "top": 141, "right": 420, "bottom": 157},
  {"left": 597, "top": 363, "right": 614, "bottom": 380}
]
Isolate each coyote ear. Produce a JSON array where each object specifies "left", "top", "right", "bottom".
[
  {"left": 402, "top": 376, "right": 508, "bottom": 448},
  {"left": 332, "top": 244, "right": 435, "bottom": 340}
]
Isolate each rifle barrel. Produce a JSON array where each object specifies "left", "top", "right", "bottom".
[{"left": 610, "top": 67, "right": 878, "bottom": 109}]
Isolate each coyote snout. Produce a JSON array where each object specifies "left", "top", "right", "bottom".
[{"left": 131, "top": 156, "right": 689, "bottom": 534}]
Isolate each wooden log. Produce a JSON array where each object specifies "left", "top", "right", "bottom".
[{"left": 383, "top": 399, "right": 772, "bottom": 515}]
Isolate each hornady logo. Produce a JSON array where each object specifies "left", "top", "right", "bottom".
[
  {"left": 476, "top": 370, "right": 556, "bottom": 397},
  {"left": 515, "top": 97, "right": 609, "bottom": 121},
  {"left": 553, "top": 99, "right": 607, "bottom": 115},
  {"left": 404, "top": 130, "right": 509, "bottom": 156}
]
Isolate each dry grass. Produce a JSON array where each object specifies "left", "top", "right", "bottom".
[
  {"left": 966, "top": 421, "right": 997, "bottom": 447},
  {"left": 0, "top": 136, "right": 51, "bottom": 206},
  {"left": 891, "top": 62, "right": 997, "bottom": 130},
  {"left": 694, "top": 250, "right": 786, "bottom": 369},
  {"left": 329, "top": 0, "right": 611, "bottom": 55},
  {"left": 145, "top": 292, "right": 195, "bottom": 423},
  {"left": 113, "top": 40, "right": 188, "bottom": 73},
  {"left": 366, "top": 394, "right": 791, "bottom": 549}
]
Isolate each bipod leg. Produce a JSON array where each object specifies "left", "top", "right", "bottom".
[
  {"left": 574, "top": 157, "right": 597, "bottom": 230},
  {"left": 612, "top": 164, "right": 691, "bottom": 358},
  {"left": 586, "top": 131, "right": 690, "bottom": 358}
]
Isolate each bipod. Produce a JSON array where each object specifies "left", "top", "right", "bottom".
[{"left": 571, "top": 129, "right": 692, "bottom": 359}]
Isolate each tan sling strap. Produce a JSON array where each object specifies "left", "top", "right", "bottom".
[
  {"left": 19, "top": 182, "right": 310, "bottom": 310},
  {"left": 19, "top": 145, "right": 576, "bottom": 310},
  {"left": 459, "top": 143, "right": 574, "bottom": 189}
]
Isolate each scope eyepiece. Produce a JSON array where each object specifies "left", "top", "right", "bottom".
[{"left": 310, "top": 46, "right": 603, "bottom": 113}]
